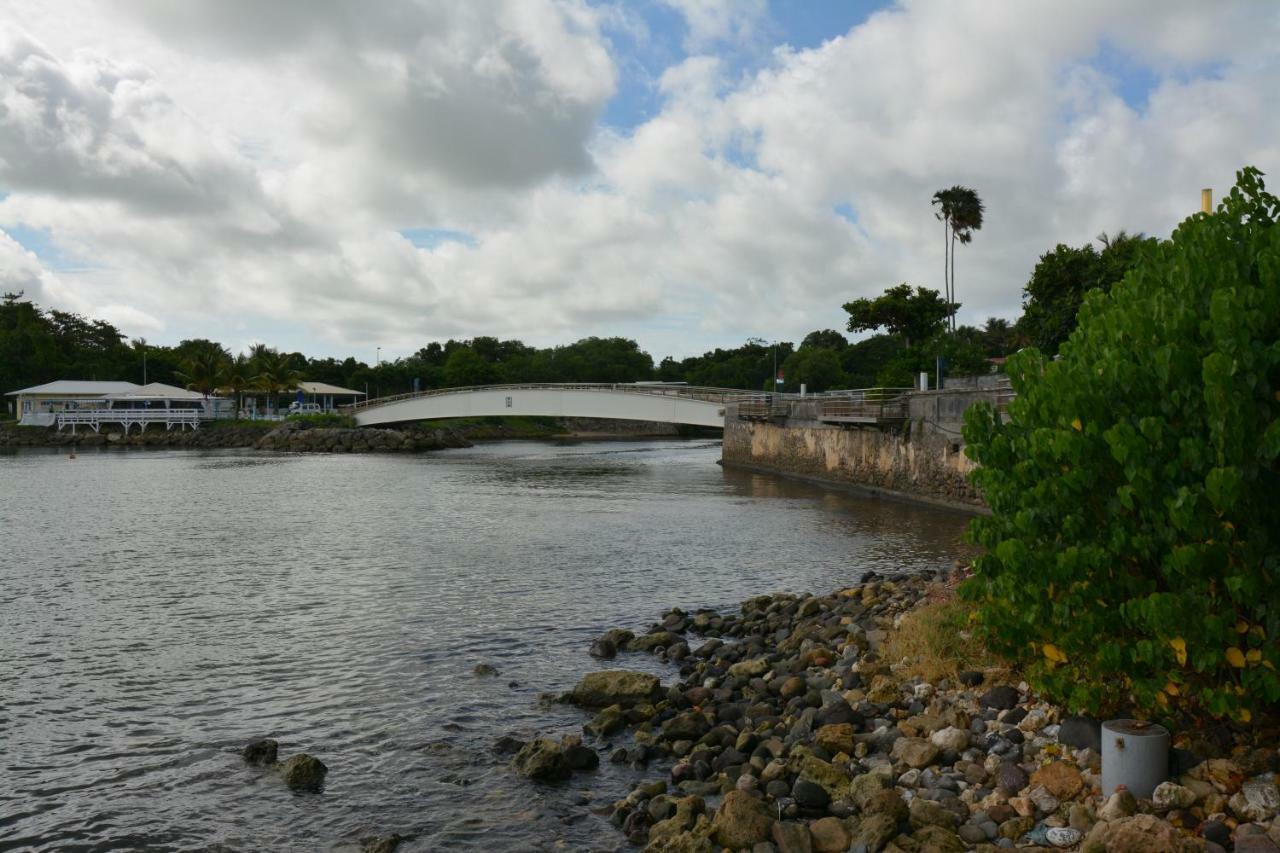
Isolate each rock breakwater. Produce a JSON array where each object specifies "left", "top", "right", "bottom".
[
  {"left": 0, "top": 420, "right": 472, "bottom": 453},
  {"left": 530, "top": 572, "right": 1280, "bottom": 852}
]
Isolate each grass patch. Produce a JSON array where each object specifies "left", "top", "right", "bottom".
[
  {"left": 882, "top": 581, "right": 1012, "bottom": 684},
  {"left": 207, "top": 418, "right": 276, "bottom": 430},
  {"left": 286, "top": 412, "right": 355, "bottom": 428}
]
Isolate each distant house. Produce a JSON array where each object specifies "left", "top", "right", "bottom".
[
  {"left": 6, "top": 380, "right": 227, "bottom": 428},
  {"left": 294, "top": 382, "right": 366, "bottom": 411}
]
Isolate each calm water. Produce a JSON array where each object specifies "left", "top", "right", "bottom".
[{"left": 0, "top": 439, "right": 971, "bottom": 852}]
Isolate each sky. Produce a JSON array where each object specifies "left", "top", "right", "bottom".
[{"left": 0, "top": 1, "right": 1277, "bottom": 363}]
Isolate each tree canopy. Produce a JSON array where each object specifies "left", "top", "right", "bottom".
[{"left": 843, "top": 284, "right": 954, "bottom": 348}]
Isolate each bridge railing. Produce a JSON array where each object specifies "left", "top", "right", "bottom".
[{"left": 345, "top": 383, "right": 763, "bottom": 414}]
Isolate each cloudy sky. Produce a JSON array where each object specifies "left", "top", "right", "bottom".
[{"left": 1, "top": 1, "right": 1277, "bottom": 361}]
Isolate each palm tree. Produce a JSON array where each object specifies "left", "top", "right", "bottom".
[
  {"left": 931, "top": 186, "right": 985, "bottom": 332},
  {"left": 175, "top": 348, "right": 227, "bottom": 396},
  {"left": 220, "top": 354, "right": 254, "bottom": 416},
  {"left": 252, "top": 348, "right": 302, "bottom": 416}
]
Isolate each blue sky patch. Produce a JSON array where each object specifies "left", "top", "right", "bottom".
[
  {"left": 3, "top": 223, "right": 87, "bottom": 271},
  {"left": 400, "top": 228, "right": 478, "bottom": 249}
]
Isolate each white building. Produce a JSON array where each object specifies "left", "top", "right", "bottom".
[{"left": 6, "top": 380, "right": 226, "bottom": 429}]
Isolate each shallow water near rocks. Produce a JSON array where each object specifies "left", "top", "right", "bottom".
[{"left": 0, "top": 439, "right": 970, "bottom": 851}]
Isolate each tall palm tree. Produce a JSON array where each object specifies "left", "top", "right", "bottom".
[
  {"left": 252, "top": 348, "right": 302, "bottom": 416},
  {"left": 175, "top": 348, "right": 228, "bottom": 396},
  {"left": 932, "top": 186, "right": 985, "bottom": 332},
  {"left": 220, "top": 354, "right": 254, "bottom": 416}
]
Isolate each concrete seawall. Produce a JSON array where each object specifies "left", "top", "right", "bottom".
[{"left": 721, "top": 388, "right": 1005, "bottom": 512}]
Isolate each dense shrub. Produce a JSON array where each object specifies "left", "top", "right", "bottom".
[{"left": 962, "top": 167, "right": 1280, "bottom": 722}]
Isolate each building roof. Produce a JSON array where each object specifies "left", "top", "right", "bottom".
[
  {"left": 5, "top": 380, "right": 141, "bottom": 397},
  {"left": 105, "top": 382, "right": 210, "bottom": 400},
  {"left": 296, "top": 381, "right": 365, "bottom": 396}
]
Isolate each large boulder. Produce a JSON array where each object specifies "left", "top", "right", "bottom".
[
  {"left": 570, "top": 671, "right": 662, "bottom": 708},
  {"left": 512, "top": 738, "right": 570, "bottom": 781},
  {"left": 242, "top": 739, "right": 278, "bottom": 767},
  {"left": 279, "top": 753, "right": 328, "bottom": 791},
  {"left": 711, "top": 790, "right": 774, "bottom": 849}
]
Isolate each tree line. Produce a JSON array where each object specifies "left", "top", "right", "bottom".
[{"left": 1, "top": 196, "right": 1149, "bottom": 403}]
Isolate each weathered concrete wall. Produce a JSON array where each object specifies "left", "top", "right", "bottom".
[{"left": 721, "top": 389, "right": 1003, "bottom": 511}]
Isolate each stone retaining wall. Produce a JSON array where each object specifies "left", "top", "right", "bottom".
[{"left": 721, "top": 389, "right": 1001, "bottom": 510}]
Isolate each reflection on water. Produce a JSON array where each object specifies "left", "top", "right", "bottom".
[{"left": 0, "top": 440, "right": 971, "bottom": 851}]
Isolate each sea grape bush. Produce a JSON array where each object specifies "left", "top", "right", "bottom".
[{"left": 962, "top": 167, "right": 1280, "bottom": 722}]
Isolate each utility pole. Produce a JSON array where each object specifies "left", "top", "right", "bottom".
[{"left": 1201, "top": 188, "right": 1213, "bottom": 213}]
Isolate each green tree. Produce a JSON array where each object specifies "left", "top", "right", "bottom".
[
  {"left": 252, "top": 348, "right": 302, "bottom": 414},
  {"left": 1018, "top": 232, "right": 1154, "bottom": 355},
  {"left": 840, "top": 334, "right": 904, "bottom": 388},
  {"left": 781, "top": 347, "right": 846, "bottom": 392},
  {"left": 844, "top": 284, "right": 953, "bottom": 348},
  {"left": 932, "top": 185, "right": 984, "bottom": 331},
  {"left": 800, "top": 329, "right": 848, "bottom": 351},
  {"left": 962, "top": 167, "right": 1280, "bottom": 721},
  {"left": 980, "top": 317, "right": 1017, "bottom": 358},
  {"left": 442, "top": 347, "right": 496, "bottom": 387}
]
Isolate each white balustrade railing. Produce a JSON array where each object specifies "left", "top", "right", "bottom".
[{"left": 55, "top": 409, "right": 205, "bottom": 433}]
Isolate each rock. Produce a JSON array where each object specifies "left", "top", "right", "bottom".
[
  {"left": 473, "top": 663, "right": 498, "bottom": 676},
  {"left": 491, "top": 735, "right": 526, "bottom": 755},
  {"left": 930, "top": 726, "right": 970, "bottom": 752},
  {"left": 242, "top": 738, "right": 278, "bottom": 767},
  {"left": 1237, "top": 780, "right": 1280, "bottom": 821},
  {"left": 980, "top": 685, "right": 1020, "bottom": 710},
  {"left": 792, "top": 779, "right": 830, "bottom": 811},
  {"left": 1030, "top": 760, "right": 1084, "bottom": 800},
  {"left": 797, "top": 755, "right": 850, "bottom": 800},
  {"left": 663, "top": 711, "right": 711, "bottom": 741},
  {"left": 771, "top": 820, "right": 813, "bottom": 853},
  {"left": 1090, "top": 813, "right": 1186, "bottom": 853},
  {"left": 1058, "top": 715, "right": 1102, "bottom": 752},
  {"left": 1151, "top": 782, "right": 1197, "bottom": 812},
  {"left": 711, "top": 790, "right": 774, "bottom": 849},
  {"left": 958, "top": 670, "right": 984, "bottom": 687},
  {"left": 848, "top": 772, "right": 889, "bottom": 809},
  {"left": 909, "top": 797, "right": 957, "bottom": 829},
  {"left": 1046, "top": 826, "right": 1082, "bottom": 848},
  {"left": 891, "top": 736, "right": 939, "bottom": 769},
  {"left": 512, "top": 739, "right": 569, "bottom": 781},
  {"left": 1235, "top": 833, "right": 1280, "bottom": 853},
  {"left": 850, "top": 813, "right": 898, "bottom": 851},
  {"left": 1098, "top": 788, "right": 1137, "bottom": 820},
  {"left": 813, "top": 723, "right": 856, "bottom": 756},
  {"left": 631, "top": 631, "right": 682, "bottom": 652},
  {"left": 647, "top": 796, "right": 706, "bottom": 848},
  {"left": 807, "top": 816, "right": 851, "bottom": 853},
  {"left": 997, "top": 761, "right": 1030, "bottom": 794},
  {"left": 1201, "top": 820, "right": 1231, "bottom": 847},
  {"left": 586, "top": 705, "right": 627, "bottom": 737},
  {"left": 279, "top": 753, "right": 328, "bottom": 791},
  {"left": 570, "top": 671, "right": 661, "bottom": 707},
  {"left": 361, "top": 834, "right": 405, "bottom": 853},
  {"left": 860, "top": 789, "right": 908, "bottom": 824},
  {"left": 563, "top": 744, "right": 599, "bottom": 771},
  {"left": 590, "top": 638, "right": 618, "bottom": 659},
  {"left": 728, "top": 656, "right": 772, "bottom": 678}
]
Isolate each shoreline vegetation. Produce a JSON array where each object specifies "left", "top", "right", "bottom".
[{"left": 508, "top": 570, "right": 1278, "bottom": 852}]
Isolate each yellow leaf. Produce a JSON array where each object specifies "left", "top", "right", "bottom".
[
  {"left": 1155, "top": 692, "right": 1169, "bottom": 707},
  {"left": 1236, "top": 620, "right": 1249, "bottom": 634},
  {"left": 1239, "top": 708, "right": 1252, "bottom": 723},
  {"left": 1250, "top": 625, "right": 1267, "bottom": 641},
  {"left": 1170, "top": 637, "right": 1187, "bottom": 666},
  {"left": 1226, "top": 647, "right": 1246, "bottom": 668},
  {"left": 1247, "top": 649, "right": 1262, "bottom": 662},
  {"left": 1164, "top": 681, "right": 1180, "bottom": 696},
  {"left": 1071, "top": 417, "right": 1082, "bottom": 431},
  {"left": 1043, "top": 643, "right": 1068, "bottom": 664},
  {"left": 1264, "top": 661, "right": 1276, "bottom": 671}
]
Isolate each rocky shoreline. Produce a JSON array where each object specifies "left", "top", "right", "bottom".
[
  {"left": 0, "top": 420, "right": 473, "bottom": 453},
  {"left": 513, "top": 571, "right": 1279, "bottom": 852}
]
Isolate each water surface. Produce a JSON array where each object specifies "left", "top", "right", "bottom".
[{"left": 0, "top": 439, "right": 971, "bottom": 851}]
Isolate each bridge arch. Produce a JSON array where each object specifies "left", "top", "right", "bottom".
[{"left": 351, "top": 384, "right": 742, "bottom": 429}]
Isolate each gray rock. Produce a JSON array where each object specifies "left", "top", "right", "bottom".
[
  {"left": 1057, "top": 715, "right": 1102, "bottom": 752},
  {"left": 569, "top": 670, "right": 661, "bottom": 707},
  {"left": 279, "top": 753, "right": 328, "bottom": 791},
  {"left": 996, "top": 762, "right": 1029, "bottom": 794},
  {"left": 512, "top": 739, "right": 569, "bottom": 781},
  {"left": 242, "top": 738, "right": 278, "bottom": 767},
  {"left": 980, "top": 686, "right": 1019, "bottom": 710}
]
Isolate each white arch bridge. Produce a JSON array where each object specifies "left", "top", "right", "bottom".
[{"left": 347, "top": 383, "right": 755, "bottom": 429}]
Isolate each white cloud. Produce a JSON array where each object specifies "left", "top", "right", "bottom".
[{"left": 0, "top": 0, "right": 1276, "bottom": 360}]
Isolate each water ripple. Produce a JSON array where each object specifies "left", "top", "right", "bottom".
[{"left": 0, "top": 440, "right": 969, "bottom": 851}]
